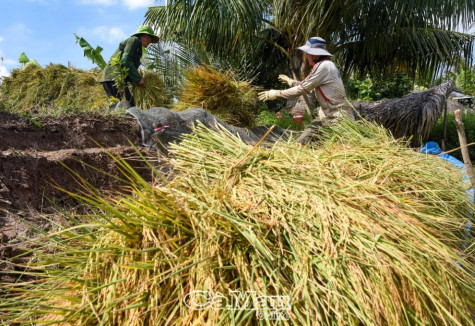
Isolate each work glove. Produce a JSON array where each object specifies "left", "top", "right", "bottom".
[
  {"left": 258, "top": 90, "right": 279, "bottom": 101},
  {"left": 278, "top": 74, "right": 295, "bottom": 87}
]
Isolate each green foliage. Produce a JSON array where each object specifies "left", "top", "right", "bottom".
[
  {"left": 256, "top": 109, "right": 311, "bottom": 130},
  {"left": 347, "top": 72, "right": 414, "bottom": 101},
  {"left": 17, "top": 52, "right": 41, "bottom": 69},
  {"left": 74, "top": 34, "right": 107, "bottom": 70},
  {"left": 110, "top": 52, "right": 129, "bottom": 96},
  {"left": 18, "top": 52, "right": 29, "bottom": 65},
  {"left": 428, "top": 113, "right": 475, "bottom": 162},
  {"left": 346, "top": 78, "right": 381, "bottom": 101},
  {"left": 146, "top": 0, "right": 475, "bottom": 84},
  {"left": 458, "top": 69, "right": 475, "bottom": 95},
  {"left": 375, "top": 72, "right": 413, "bottom": 98},
  {"left": 0, "top": 64, "right": 109, "bottom": 114}
]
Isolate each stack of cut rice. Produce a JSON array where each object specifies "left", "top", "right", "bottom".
[{"left": 1, "top": 119, "right": 473, "bottom": 325}]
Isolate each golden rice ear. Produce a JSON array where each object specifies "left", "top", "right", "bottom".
[
  {"left": 132, "top": 70, "right": 172, "bottom": 109},
  {"left": 175, "top": 65, "right": 258, "bottom": 128}
]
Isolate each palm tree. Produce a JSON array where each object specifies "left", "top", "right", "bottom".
[
  {"left": 145, "top": 0, "right": 474, "bottom": 83},
  {"left": 336, "top": 1, "right": 475, "bottom": 81}
]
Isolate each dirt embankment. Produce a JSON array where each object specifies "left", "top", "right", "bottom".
[
  {"left": 0, "top": 111, "right": 154, "bottom": 254},
  {"left": 0, "top": 111, "right": 153, "bottom": 211}
]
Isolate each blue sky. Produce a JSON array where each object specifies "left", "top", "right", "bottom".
[{"left": 0, "top": 0, "right": 165, "bottom": 77}]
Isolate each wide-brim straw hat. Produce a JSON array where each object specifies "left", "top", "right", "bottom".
[
  {"left": 297, "top": 37, "right": 332, "bottom": 56},
  {"left": 132, "top": 25, "right": 159, "bottom": 43}
]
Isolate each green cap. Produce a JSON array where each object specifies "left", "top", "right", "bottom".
[{"left": 132, "top": 25, "right": 159, "bottom": 43}]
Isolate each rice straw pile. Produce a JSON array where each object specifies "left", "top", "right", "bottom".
[
  {"left": 132, "top": 70, "right": 173, "bottom": 109},
  {"left": 175, "top": 65, "right": 258, "bottom": 127},
  {"left": 1, "top": 119, "right": 474, "bottom": 325},
  {"left": 0, "top": 64, "right": 108, "bottom": 114}
]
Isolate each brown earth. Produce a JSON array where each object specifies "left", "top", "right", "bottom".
[{"left": 0, "top": 110, "right": 155, "bottom": 271}]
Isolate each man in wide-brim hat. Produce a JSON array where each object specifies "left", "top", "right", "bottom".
[
  {"left": 258, "top": 37, "right": 354, "bottom": 144},
  {"left": 100, "top": 25, "right": 159, "bottom": 108}
]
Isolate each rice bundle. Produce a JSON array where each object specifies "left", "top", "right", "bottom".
[
  {"left": 0, "top": 64, "right": 108, "bottom": 114},
  {"left": 132, "top": 70, "right": 173, "bottom": 109},
  {"left": 1, "top": 119, "right": 474, "bottom": 325},
  {"left": 175, "top": 65, "right": 259, "bottom": 127}
]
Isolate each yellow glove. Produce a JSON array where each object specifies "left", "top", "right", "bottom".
[
  {"left": 258, "top": 90, "right": 279, "bottom": 101},
  {"left": 278, "top": 74, "right": 295, "bottom": 87}
]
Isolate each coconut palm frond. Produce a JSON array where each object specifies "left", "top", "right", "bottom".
[
  {"left": 338, "top": 25, "right": 474, "bottom": 81},
  {"left": 145, "top": 1, "right": 265, "bottom": 57},
  {"left": 144, "top": 41, "right": 193, "bottom": 91},
  {"left": 146, "top": 0, "right": 474, "bottom": 83}
]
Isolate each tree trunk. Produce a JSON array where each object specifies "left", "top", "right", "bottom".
[{"left": 454, "top": 109, "right": 475, "bottom": 189}]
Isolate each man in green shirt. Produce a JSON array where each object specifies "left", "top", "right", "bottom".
[{"left": 100, "top": 25, "right": 159, "bottom": 108}]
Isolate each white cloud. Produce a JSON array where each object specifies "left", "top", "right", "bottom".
[
  {"left": 0, "top": 51, "right": 18, "bottom": 65},
  {"left": 0, "top": 36, "right": 4, "bottom": 43},
  {"left": 109, "top": 27, "right": 127, "bottom": 41},
  {"left": 6, "top": 23, "right": 32, "bottom": 38},
  {"left": 79, "top": 26, "right": 127, "bottom": 44},
  {"left": 3, "top": 58, "right": 17, "bottom": 66},
  {"left": 0, "top": 51, "right": 17, "bottom": 78},
  {"left": 0, "top": 65, "right": 10, "bottom": 78},
  {"left": 122, "top": 0, "right": 155, "bottom": 10}
]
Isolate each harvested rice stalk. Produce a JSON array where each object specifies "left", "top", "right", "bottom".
[
  {"left": 132, "top": 70, "right": 172, "bottom": 109},
  {"left": 175, "top": 65, "right": 258, "bottom": 128},
  {"left": 1, "top": 119, "right": 473, "bottom": 325},
  {"left": 0, "top": 64, "right": 108, "bottom": 114}
]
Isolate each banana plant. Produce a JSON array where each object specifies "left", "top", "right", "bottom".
[
  {"left": 74, "top": 34, "right": 107, "bottom": 70},
  {"left": 18, "top": 52, "right": 41, "bottom": 69},
  {"left": 18, "top": 52, "right": 29, "bottom": 66}
]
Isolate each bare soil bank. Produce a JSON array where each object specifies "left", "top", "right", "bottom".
[
  {"left": 0, "top": 110, "right": 154, "bottom": 267},
  {"left": 0, "top": 111, "right": 154, "bottom": 211}
]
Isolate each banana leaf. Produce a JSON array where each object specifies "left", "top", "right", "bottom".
[{"left": 75, "top": 33, "right": 107, "bottom": 70}]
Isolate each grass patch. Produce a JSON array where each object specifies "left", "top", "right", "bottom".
[{"left": 256, "top": 109, "right": 312, "bottom": 130}]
